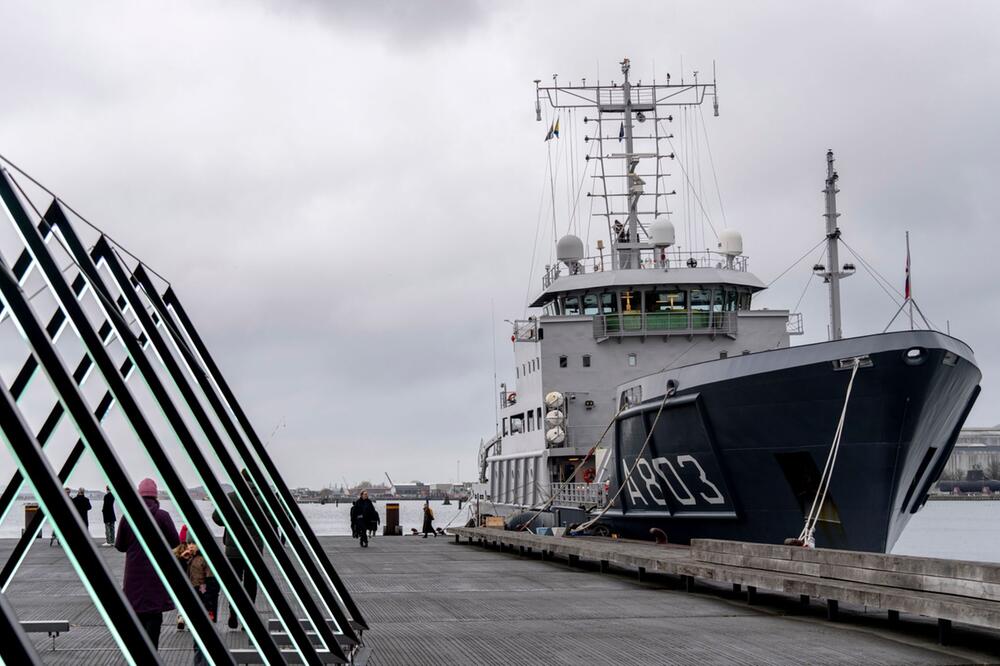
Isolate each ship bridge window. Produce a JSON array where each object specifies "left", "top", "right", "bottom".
[
  {"left": 724, "top": 288, "right": 738, "bottom": 312},
  {"left": 646, "top": 290, "right": 686, "bottom": 313},
  {"left": 559, "top": 355, "right": 568, "bottom": 368},
  {"left": 583, "top": 293, "right": 599, "bottom": 315},
  {"left": 620, "top": 290, "right": 638, "bottom": 313},
  {"left": 601, "top": 292, "right": 617, "bottom": 314},
  {"left": 527, "top": 410, "right": 535, "bottom": 431},
  {"left": 564, "top": 295, "right": 581, "bottom": 315}
]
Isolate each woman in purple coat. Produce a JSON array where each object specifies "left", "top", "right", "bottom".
[{"left": 115, "top": 478, "right": 180, "bottom": 649}]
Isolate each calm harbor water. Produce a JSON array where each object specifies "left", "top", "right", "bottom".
[
  {"left": 1, "top": 498, "right": 471, "bottom": 541},
  {"left": 3, "top": 497, "right": 997, "bottom": 562}
]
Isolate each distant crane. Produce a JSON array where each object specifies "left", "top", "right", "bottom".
[{"left": 384, "top": 472, "right": 395, "bottom": 493}]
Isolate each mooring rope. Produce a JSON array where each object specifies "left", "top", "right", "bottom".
[
  {"left": 570, "top": 389, "right": 672, "bottom": 534},
  {"left": 798, "top": 357, "right": 861, "bottom": 547}
]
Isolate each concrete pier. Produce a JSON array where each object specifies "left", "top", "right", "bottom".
[{"left": 2, "top": 535, "right": 998, "bottom": 664}]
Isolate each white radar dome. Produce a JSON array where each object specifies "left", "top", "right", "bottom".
[
  {"left": 545, "top": 427, "right": 566, "bottom": 445},
  {"left": 545, "top": 410, "right": 565, "bottom": 427},
  {"left": 650, "top": 216, "right": 676, "bottom": 247},
  {"left": 556, "top": 234, "right": 584, "bottom": 264},
  {"left": 545, "top": 391, "right": 566, "bottom": 409},
  {"left": 718, "top": 229, "right": 743, "bottom": 256}
]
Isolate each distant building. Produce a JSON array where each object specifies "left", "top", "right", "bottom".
[
  {"left": 393, "top": 482, "right": 428, "bottom": 498},
  {"left": 941, "top": 427, "right": 1000, "bottom": 480}
]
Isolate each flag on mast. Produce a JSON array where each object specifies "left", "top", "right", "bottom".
[
  {"left": 904, "top": 232, "right": 911, "bottom": 300},
  {"left": 544, "top": 117, "right": 560, "bottom": 141}
]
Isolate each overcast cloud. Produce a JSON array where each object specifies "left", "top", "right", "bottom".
[{"left": 0, "top": 1, "right": 997, "bottom": 490}]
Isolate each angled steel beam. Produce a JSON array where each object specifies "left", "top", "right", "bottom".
[
  {"left": 0, "top": 325, "right": 159, "bottom": 664},
  {"left": 0, "top": 174, "right": 242, "bottom": 665},
  {"left": 39, "top": 202, "right": 325, "bottom": 664},
  {"left": 58, "top": 219, "right": 346, "bottom": 662},
  {"left": 118, "top": 252, "right": 358, "bottom": 644},
  {"left": 159, "top": 284, "right": 370, "bottom": 631},
  {"left": 0, "top": 380, "right": 117, "bottom": 590},
  {"left": 0, "top": 590, "right": 42, "bottom": 666}
]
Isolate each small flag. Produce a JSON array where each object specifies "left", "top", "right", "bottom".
[
  {"left": 904, "top": 234, "right": 911, "bottom": 300},
  {"left": 618, "top": 122, "right": 625, "bottom": 142},
  {"left": 545, "top": 117, "right": 560, "bottom": 141}
]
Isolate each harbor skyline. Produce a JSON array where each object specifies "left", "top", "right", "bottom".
[{"left": 0, "top": 1, "right": 998, "bottom": 488}]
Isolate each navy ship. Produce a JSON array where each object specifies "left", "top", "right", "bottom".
[{"left": 472, "top": 59, "right": 981, "bottom": 553}]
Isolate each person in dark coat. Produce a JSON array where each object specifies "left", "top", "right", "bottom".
[
  {"left": 115, "top": 478, "right": 179, "bottom": 650},
  {"left": 211, "top": 480, "right": 268, "bottom": 630},
  {"left": 352, "top": 491, "right": 379, "bottom": 547},
  {"left": 102, "top": 486, "right": 116, "bottom": 547},
  {"left": 71, "top": 487, "right": 92, "bottom": 528},
  {"left": 421, "top": 502, "right": 436, "bottom": 538}
]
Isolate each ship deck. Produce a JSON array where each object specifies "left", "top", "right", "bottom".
[{"left": 4, "top": 534, "right": 1000, "bottom": 663}]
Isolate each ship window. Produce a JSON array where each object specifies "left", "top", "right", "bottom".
[
  {"left": 503, "top": 418, "right": 508, "bottom": 436},
  {"left": 537, "top": 407, "right": 542, "bottom": 423},
  {"left": 583, "top": 293, "right": 599, "bottom": 315},
  {"left": 620, "top": 290, "right": 638, "bottom": 313},
  {"left": 600, "top": 292, "right": 617, "bottom": 314},
  {"left": 510, "top": 414, "right": 524, "bottom": 433},
  {"left": 516, "top": 367, "right": 519, "bottom": 379},
  {"left": 559, "top": 355, "right": 567, "bottom": 368},
  {"left": 738, "top": 291, "right": 752, "bottom": 310},
  {"left": 647, "top": 290, "right": 686, "bottom": 312},
  {"left": 565, "top": 295, "right": 581, "bottom": 315},
  {"left": 627, "top": 353, "right": 637, "bottom": 367},
  {"left": 583, "top": 354, "right": 591, "bottom": 368},
  {"left": 527, "top": 410, "right": 535, "bottom": 431},
  {"left": 724, "top": 288, "right": 738, "bottom": 312}
]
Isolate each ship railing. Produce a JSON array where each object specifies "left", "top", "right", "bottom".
[
  {"left": 551, "top": 482, "right": 606, "bottom": 507},
  {"left": 593, "top": 310, "right": 738, "bottom": 339},
  {"left": 786, "top": 312, "right": 805, "bottom": 335},
  {"left": 511, "top": 319, "right": 539, "bottom": 342},
  {"left": 542, "top": 250, "right": 749, "bottom": 288}
]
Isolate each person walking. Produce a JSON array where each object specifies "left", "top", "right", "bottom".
[
  {"left": 421, "top": 502, "right": 436, "bottom": 538},
  {"left": 50, "top": 488, "right": 71, "bottom": 547},
  {"left": 102, "top": 486, "right": 116, "bottom": 547},
  {"left": 211, "top": 475, "right": 268, "bottom": 630},
  {"left": 352, "top": 491, "right": 378, "bottom": 547},
  {"left": 115, "top": 478, "right": 180, "bottom": 649},
  {"left": 173, "top": 529, "right": 219, "bottom": 664},
  {"left": 71, "top": 487, "right": 92, "bottom": 531}
]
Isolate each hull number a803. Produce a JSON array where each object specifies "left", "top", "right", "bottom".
[{"left": 624, "top": 455, "right": 726, "bottom": 508}]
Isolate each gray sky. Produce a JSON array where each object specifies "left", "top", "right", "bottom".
[{"left": 0, "top": 1, "right": 997, "bottom": 490}]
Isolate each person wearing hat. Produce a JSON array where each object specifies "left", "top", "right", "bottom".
[{"left": 115, "top": 478, "right": 180, "bottom": 650}]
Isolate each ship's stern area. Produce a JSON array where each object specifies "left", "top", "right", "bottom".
[{"left": 604, "top": 331, "right": 981, "bottom": 553}]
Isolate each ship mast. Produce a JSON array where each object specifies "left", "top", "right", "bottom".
[
  {"left": 620, "top": 58, "right": 641, "bottom": 269},
  {"left": 823, "top": 150, "right": 844, "bottom": 341}
]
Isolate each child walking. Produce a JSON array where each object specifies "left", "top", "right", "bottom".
[{"left": 173, "top": 527, "right": 220, "bottom": 665}]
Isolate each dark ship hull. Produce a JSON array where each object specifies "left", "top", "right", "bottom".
[{"left": 596, "top": 331, "right": 980, "bottom": 553}]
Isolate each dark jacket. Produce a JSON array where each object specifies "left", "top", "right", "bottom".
[
  {"left": 115, "top": 497, "right": 180, "bottom": 614},
  {"left": 211, "top": 490, "right": 265, "bottom": 560},
  {"left": 71, "top": 494, "right": 92, "bottom": 525},
  {"left": 351, "top": 498, "right": 379, "bottom": 531},
  {"left": 422, "top": 506, "right": 435, "bottom": 533},
  {"left": 102, "top": 492, "right": 116, "bottom": 523}
]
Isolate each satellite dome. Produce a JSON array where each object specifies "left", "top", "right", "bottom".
[
  {"left": 650, "top": 216, "right": 676, "bottom": 247},
  {"left": 718, "top": 229, "right": 743, "bottom": 256},
  {"left": 556, "top": 234, "right": 584, "bottom": 264}
]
